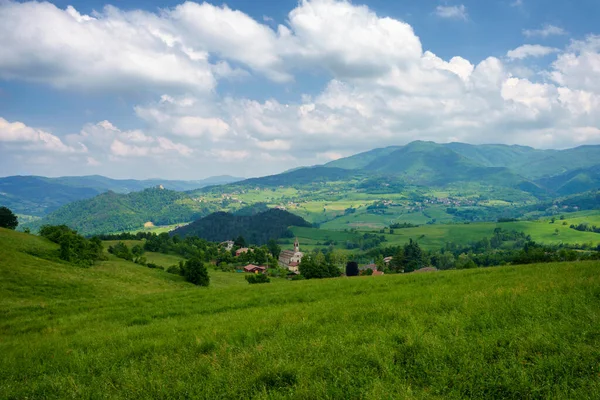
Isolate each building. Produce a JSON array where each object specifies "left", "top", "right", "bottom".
[
  {"left": 279, "top": 238, "right": 304, "bottom": 273},
  {"left": 220, "top": 240, "right": 234, "bottom": 251},
  {"left": 243, "top": 264, "right": 267, "bottom": 274},
  {"left": 235, "top": 247, "right": 251, "bottom": 257}
]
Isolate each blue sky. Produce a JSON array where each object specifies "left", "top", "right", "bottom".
[{"left": 1, "top": 0, "right": 599, "bottom": 179}]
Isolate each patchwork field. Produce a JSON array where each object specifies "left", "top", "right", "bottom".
[{"left": 1, "top": 228, "right": 600, "bottom": 398}]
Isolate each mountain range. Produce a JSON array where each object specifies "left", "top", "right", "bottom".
[
  {"left": 0, "top": 174, "right": 242, "bottom": 216},
  {"left": 7, "top": 141, "right": 600, "bottom": 236}
]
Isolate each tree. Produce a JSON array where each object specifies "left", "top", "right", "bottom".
[
  {"left": 183, "top": 258, "right": 210, "bottom": 286},
  {"left": 346, "top": 261, "right": 359, "bottom": 277},
  {"left": 234, "top": 235, "right": 247, "bottom": 248},
  {"left": 267, "top": 239, "right": 281, "bottom": 258},
  {"left": 403, "top": 239, "right": 427, "bottom": 273},
  {"left": 246, "top": 273, "right": 270, "bottom": 284},
  {"left": 0, "top": 206, "right": 18, "bottom": 230}
]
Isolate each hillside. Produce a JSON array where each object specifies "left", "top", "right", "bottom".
[
  {"left": 1, "top": 228, "right": 600, "bottom": 398},
  {"left": 171, "top": 208, "right": 312, "bottom": 244},
  {"left": 29, "top": 188, "right": 217, "bottom": 235},
  {"left": 536, "top": 165, "right": 600, "bottom": 195},
  {"left": 0, "top": 174, "right": 242, "bottom": 217}
]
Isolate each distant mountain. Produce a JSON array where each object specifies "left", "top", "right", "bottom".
[
  {"left": 241, "top": 166, "right": 361, "bottom": 187},
  {"left": 325, "top": 141, "right": 600, "bottom": 184},
  {"left": 0, "top": 174, "right": 242, "bottom": 216},
  {"left": 536, "top": 165, "right": 600, "bottom": 196},
  {"left": 27, "top": 187, "right": 217, "bottom": 235},
  {"left": 171, "top": 209, "right": 312, "bottom": 245}
]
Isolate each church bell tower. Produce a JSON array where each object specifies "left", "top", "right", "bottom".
[{"left": 294, "top": 238, "right": 300, "bottom": 253}]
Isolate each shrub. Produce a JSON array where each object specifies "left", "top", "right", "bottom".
[
  {"left": 183, "top": 258, "right": 210, "bottom": 287},
  {"left": 346, "top": 261, "right": 359, "bottom": 276},
  {"left": 246, "top": 273, "right": 271, "bottom": 284},
  {"left": 147, "top": 263, "right": 159, "bottom": 269},
  {"left": 166, "top": 265, "right": 181, "bottom": 275}
]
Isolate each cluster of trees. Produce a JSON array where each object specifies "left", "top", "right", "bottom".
[
  {"left": 39, "top": 225, "right": 105, "bottom": 266},
  {"left": 298, "top": 253, "right": 342, "bottom": 279},
  {"left": 389, "top": 222, "right": 419, "bottom": 229},
  {"left": 246, "top": 273, "right": 270, "bottom": 284},
  {"left": 171, "top": 209, "right": 311, "bottom": 245},
  {"left": 0, "top": 206, "right": 18, "bottom": 230},
  {"left": 570, "top": 223, "right": 600, "bottom": 234},
  {"left": 344, "top": 232, "right": 386, "bottom": 250},
  {"left": 360, "top": 228, "right": 600, "bottom": 272}
]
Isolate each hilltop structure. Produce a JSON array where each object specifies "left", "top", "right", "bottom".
[{"left": 279, "top": 238, "right": 304, "bottom": 273}]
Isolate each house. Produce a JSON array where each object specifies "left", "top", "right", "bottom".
[
  {"left": 220, "top": 240, "right": 234, "bottom": 251},
  {"left": 383, "top": 256, "right": 393, "bottom": 264},
  {"left": 279, "top": 238, "right": 304, "bottom": 273},
  {"left": 372, "top": 270, "right": 385, "bottom": 276},
  {"left": 243, "top": 264, "right": 267, "bottom": 274},
  {"left": 360, "top": 264, "right": 378, "bottom": 271},
  {"left": 235, "top": 247, "right": 251, "bottom": 256}
]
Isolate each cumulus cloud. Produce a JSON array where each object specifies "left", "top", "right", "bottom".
[
  {"left": 523, "top": 24, "right": 567, "bottom": 38},
  {"left": 434, "top": 5, "right": 468, "bottom": 21},
  {"left": 0, "top": 117, "right": 84, "bottom": 153},
  {"left": 507, "top": 44, "right": 559, "bottom": 60}
]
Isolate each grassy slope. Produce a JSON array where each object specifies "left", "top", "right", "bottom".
[{"left": 1, "top": 228, "right": 600, "bottom": 398}]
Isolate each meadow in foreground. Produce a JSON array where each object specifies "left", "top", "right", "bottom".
[{"left": 1, "top": 228, "right": 599, "bottom": 399}]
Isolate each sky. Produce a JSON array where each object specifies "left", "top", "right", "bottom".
[{"left": 1, "top": 0, "right": 600, "bottom": 180}]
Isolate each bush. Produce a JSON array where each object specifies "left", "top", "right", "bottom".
[
  {"left": 346, "top": 261, "right": 359, "bottom": 277},
  {"left": 0, "top": 206, "right": 18, "bottom": 230},
  {"left": 166, "top": 265, "right": 181, "bottom": 275},
  {"left": 183, "top": 258, "right": 210, "bottom": 286},
  {"left": 246, "top": 273, "right": 271, "bottom": 284},
  {"left": 39, "top": 225, "right": 105, "bottom": 266},
  {"left": 147, "top": 263, "right": 159, "bottom": 269}
]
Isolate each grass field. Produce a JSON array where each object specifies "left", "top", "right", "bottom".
[{"left": 2, "top": 227, "right": 600, "bottom": 398}]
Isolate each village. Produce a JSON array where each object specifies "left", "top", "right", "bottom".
[{"left": 221, "top": 238, "right": 390, "bottom": 277}]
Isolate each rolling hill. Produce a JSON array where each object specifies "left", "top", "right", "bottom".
[
  {"left": 171, "top": 208, "right": 312, "bottom": 244},
  {"left": 28, "top": 187, "right": 217, "bottom": 235}
]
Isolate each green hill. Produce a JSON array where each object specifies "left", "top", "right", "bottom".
[
  {"left": 29, "top": 188, "right": 216, "bottom": 235},
  {"left": 325, "top": 141, "right": 600, "bottom": 182},
  {"left": 2, "top": 227, "right": 600, "bottom": 398},
  {"left": 536, "top": 165, "right": 600, "bottom": 195},
  {"left": 171, "top": 209, "right": 312, "bottom": 244},
  {"left": 0, "top": 175, "right": 242, "bottom": 217}
]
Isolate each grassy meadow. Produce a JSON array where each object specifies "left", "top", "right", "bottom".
[{"left": 1, "top": 227, "right": 600, "bottom": 398}]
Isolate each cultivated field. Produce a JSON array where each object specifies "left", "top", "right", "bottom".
[{"left": 1, "top": 228, "right": 600, "bottom": 398}]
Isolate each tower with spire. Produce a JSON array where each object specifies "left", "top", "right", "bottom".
[{"left": 294, "top": 237, "right": 300, "bottom": 253}]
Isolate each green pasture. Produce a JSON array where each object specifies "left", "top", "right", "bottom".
[{"left": 1, "top": 228, "right": 600, "bottom": 398}]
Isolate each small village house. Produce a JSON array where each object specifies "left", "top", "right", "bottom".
[{"left": 243, "top": 264, "right": 267, "bottom": 274}]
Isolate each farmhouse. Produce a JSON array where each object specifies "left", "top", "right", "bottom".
[
  {"left": 279, "top": 238, "right": 304, "bottom": 273},
  {"left": 235, "top": 247, "right": 251, "bottom": 256},
  {"left": 243, "top": 264, "right": 267, "bottom": 274}
]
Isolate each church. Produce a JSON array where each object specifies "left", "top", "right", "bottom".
[{"left": 278, "top": 238, "right": 304, "bottom": 273}]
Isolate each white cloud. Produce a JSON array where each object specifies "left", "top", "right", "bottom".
[
  {"left": 523, "top": 24, "right": 567, "bottom": 38},
  {"left": 549, "top": 35, "right": 600, "bottom": 94},
  {"left": 0, "top": 117, "right": 83, "bottom": 153},
  {"left": 507, "top": 44, "right": 558, "bottom": 60},
  {"left": 434, "top": 5, "right": 468, "bottom": 21},
  {"left": 0, "top": 2, "right": 217, "bottom": 92},
  {"left": 511, "top": 0, "right": 524, "bottom": 7},
  {"left": 2, "top": 0, "right": 600, "bottom": 178}
]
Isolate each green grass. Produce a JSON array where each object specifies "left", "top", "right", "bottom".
[{"left": 1, "top": 227, "right": 600, "bottom": 398}]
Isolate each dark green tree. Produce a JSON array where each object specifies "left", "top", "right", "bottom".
[
  {"left": 0, "top": 206, "right": 18, "bottom": 230},
  {"left": 234, "top": 235, "right": 247, "bottom": 248},
  {"left": 403, "top": 239, "right": 427, "bottom": 273},
  {"left": 184, "top": 258, "right": 210, "bottom": 286},
  {"left": 346, "top": 261, "right": 359, "bottom": 277},
  {"left": 267, "top": 239, "right": 282, "bottom": 258}
]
